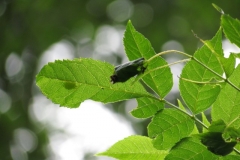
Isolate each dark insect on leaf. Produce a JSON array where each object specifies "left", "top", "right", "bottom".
[
  {"left": 110, "top": 58, "right": 146, "bottom": 84},
  {"left": 199, "top": 132, "right": 237, "bottom": 156}
]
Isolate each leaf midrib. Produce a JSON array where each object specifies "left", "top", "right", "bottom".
[{"left": 38, "top": 75, "right": 157, "bottom": 99}]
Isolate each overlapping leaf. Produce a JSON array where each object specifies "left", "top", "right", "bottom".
[
  {"left": 212, "top": 65, "right": 240, "bottom": 128},
  {"left": 221, "top": 14, "right": 240, "bottom": 48},
  {"left": 220, "top": 155, "right": 240, "bottom": 160},
  {"left": 36, "top": 58, "right": 155, "bottom": 108},
  {"left": 124, "top": 21, "right": 173, "bottom": 98},
  {"left": 179, "top": 29, "right": 224, "bottom": 114},
  {"left": 220, "top": 54, "right": 235, "bottom": 78},
  {"left": 178, "top": 99, "right": 199, "bottom": 134},
  {"left": 165, "top": 137, "right": 219, "bottom": 160},
  {"left": 198, "top": 132, "right": 236, "bottom": 156},
  {"left": 131, "top": 97, "right": 164, "bottom": 118},
  {"left": 148, "top": 108, "right": 194, "bottom": 150},
  {"left": 97, "top": 135, "right": 168, "bottom": 160}
]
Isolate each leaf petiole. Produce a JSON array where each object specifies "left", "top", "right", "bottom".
[
  {"left": 178, "top": 76, "right": 225, "bottom": 85},
  {"left": 131, "top": 58, "right": 190, "bottom": 85},
  {"left": 148, "top": 49, "right": 240, "bottom": 92}
]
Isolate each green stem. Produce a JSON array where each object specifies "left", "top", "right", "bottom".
[
  {"left": 146, "top": 58, "right": 190, "bottom": 74},
  {"left": 191, "top": 57, "right": 223, "bottom": 79},
  {"left": 151, "top": 50, "right": 240, "bottom": 92},
  {"left": 178, "top": 76, "right": 225, "bottom": 84},
  {"left": 164, "top": 100, "right": 208, "bottom": 129},
  {"left": 192, "top": 57, "right": 240, "bottom": 92},
  {"left": 225, "top": 79, "right": 240, "bottom": 92},
  {"left": 131, "top": 58, "right": 190, "bottom": 85},
  {"left": 226, "top": 115, "right": 240, "bottom": 128},
  {"left": 164, "top": 100, "right": 193, "bottom": 117},
  {"left": 147, "top": 50, "right": 191, "bottom": 63},
  {"left": 234, "top": 148, "right": 240, "bottom": 155}
]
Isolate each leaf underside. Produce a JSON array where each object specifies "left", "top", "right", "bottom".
[
  {"left": 131, "top": 97, "right": 164, "bottom": 118},
  {"left": 212, "top": 65, "right": 240, "bottom": 127},
  {"left": 179, "top": 28, "right": 224, "bottom": 114},
  {"left": 165, "top": 137, "right": 219, "bottom": 160},
  {"left": 221, "top": 14, "right": 240, "bottom": 48},
  {"left": 36, "top": 58, "right": 153, "bottom": 108},
  {"left": 148, "top": 108, "right": 194, "bottom": 150},
  {"left": 97, "top": 135, "right": 168, "bottom": 160}
]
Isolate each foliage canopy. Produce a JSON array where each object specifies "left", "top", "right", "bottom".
[{"left": 36, "top": 4, "right": 240, "bottom": 159}]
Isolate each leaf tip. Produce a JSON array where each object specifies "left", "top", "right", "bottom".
[{"left": 212, "top": 3, "right": 224, "bottom": 14}]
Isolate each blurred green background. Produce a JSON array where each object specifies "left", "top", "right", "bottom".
[{"left": 1, "top": 0, "right": 240, "bottom": 159}]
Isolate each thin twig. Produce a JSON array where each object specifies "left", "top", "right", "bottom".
[
  {"left": 164, "top": 100, "right": 209, "bottom": 129},
  {"left": 178, "top": 76, "right": 225, "bottom": 84}
]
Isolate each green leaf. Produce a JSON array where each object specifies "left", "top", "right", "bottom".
[
  {"left": 179, "top": 29, "right": 223, "bottom": 114},
  {"left": 177, "top": 99, "right": 185, "bottom": 111},
  {"left": 148, "top": 108, "right": 194, "bottom": 150},
  {"left": 165, "top": 137, "right": 218, "bottom": 160},
  {"left": 208, "top": 119, "right": 226, "bottom": 133},
  {"left": 220, "top": 155, "right": 240, "bottom": 160},
  {"left": 202, "top": 112, "right": 211, "bottom": 133},
  {"left": 36, "top": 58, "right": 154, "bottom": 108},
  {"left": 196, "top": 27, "right": 234, "bottom": 78},
  {"left": 97, "top": 135, "right": 168, "bottom": 160},
  {"left": 223, "top": 127, "right": 240, "bottom": 142},
  {"left": 221, "top": 14, "right": 240, "bottom": 48},
  {"left": 220, "top": 54, "right": 236, "bottom": 78},
  {"left": 131, "top": 97, "right": 164, "bottom": 118},
  {"left": 212, "top": 65, "right": 240, "bottom": 127},
  {"left": 232, "top": 52, "right": 240, "bottom": 59},
  {"left": 177, "top": 99, "right": 199, "bottom": 134},
  {"left": 124, "top": 21, "right": 173, "bottom": 98}
]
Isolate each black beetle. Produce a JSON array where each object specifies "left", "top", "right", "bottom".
[{"left": 110, "top": 58, "right": 146, "bottom": 84}]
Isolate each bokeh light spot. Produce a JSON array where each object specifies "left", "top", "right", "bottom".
[
  {"left": 0, "top": 89, "right": 12, "bottom": 113},
  {"left": 14, "top": 128, "right": 38, "bottom": 152},
  {"left": 38, "top": 40, "right": 74, "bottom": 71},
  {"left": 161, "top": 40, "right": 184, "bottom": 51},
  {"left": 10, "top": 145, "right": 28, "bottom": 160},
  {"left": 107, "top": 0, "right": 133, "bottom": 22},
  {"left": 0, "top": 0, "right": 7, "bottom": 16},
  {"left": 5, "top": 53, "right": 24, "bottom": 78},
  {"left": 94, "top": 25, "right": 121, "bottom": 56}
]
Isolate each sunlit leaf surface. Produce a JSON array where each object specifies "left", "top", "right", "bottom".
[
  {"left": 97, "top": 135, "right": 168, "bottom": 160},
  {"left": 36, "top": 58, "right": 154, "bottom": 108},
  {"left": 179, "top": 29, "right": 223, "bottom": 114},
  {"left": 148, "top": 108, "right": 194, "bottom": 150}
]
